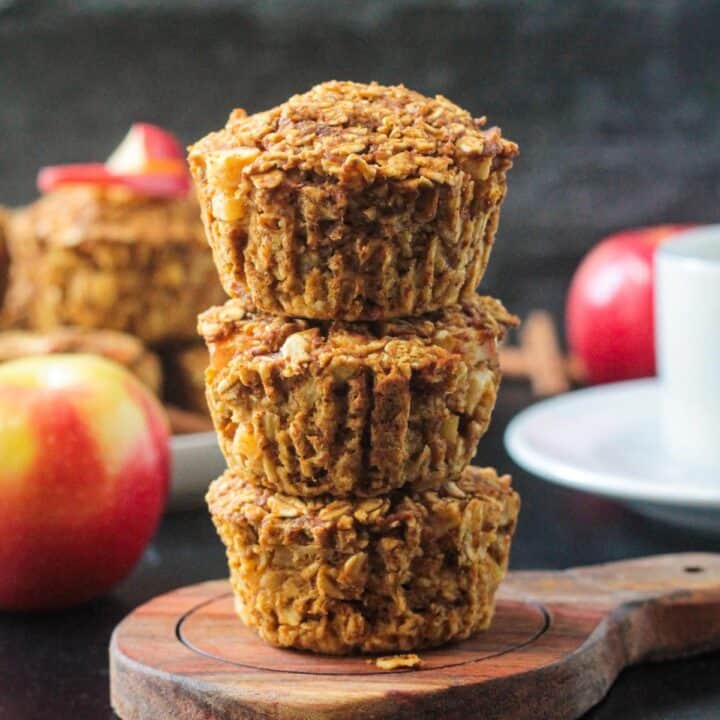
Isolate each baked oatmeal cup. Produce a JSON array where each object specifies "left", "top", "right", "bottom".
[
  {"left": 3, "top": 185, "right": 225, "bottom": 344},
  {"left": 199, "top": 294, "right": 516, "bottom": 497},
  {"left": 207, "top": 464, "right": 520, "bottom": 655},
  {"left": 189, "top": 80, "right": 518, "bottom": 320}
]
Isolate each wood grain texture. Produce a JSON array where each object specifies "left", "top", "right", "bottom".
[{"left": 110, "top": 553, "right": 720, "bottom": 720}]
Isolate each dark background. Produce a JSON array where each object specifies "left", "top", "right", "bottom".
[
  {"left": 2, "top": 0, "right": 719, "bottom": 321},
  {"left": 2, "top": 2, "right": 720, "bottom": 719}
]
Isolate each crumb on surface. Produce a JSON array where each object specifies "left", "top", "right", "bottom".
[{"left": 372, "top": 654, "right": 424, "bottom": 670}]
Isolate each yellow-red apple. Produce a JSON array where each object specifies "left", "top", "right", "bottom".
[{"left": 0, "top": 354, "right": 170, "bottom": 610}]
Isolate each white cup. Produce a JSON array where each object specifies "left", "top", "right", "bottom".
[{"left": 655, "top": 225, "right": 720, "bottom": 467}]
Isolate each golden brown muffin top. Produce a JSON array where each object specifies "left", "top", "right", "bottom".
[
  {"left": 198, "top": 293, "right": 518, "bottom": 374},
  {"left": 189, "top": 80, "right": 518, "bottom": 187},
  {"left": 10, "top": 185, "right": 206, "bottom": 246},
  {"left": 207, "top": 465, "right": 519, "bottom": 535}
]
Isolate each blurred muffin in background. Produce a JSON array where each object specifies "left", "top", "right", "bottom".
[
  {"left": 2, "top": 123, "right": 225, "bottom": 345},
  {"left": 3, "top": 186, "right": 224, "bottom": 344},
  {"left": 161, "top": 342, "right": 208, "bottom": 416},
  {"left": 0, "top": 326, "right": 162, "bottom": 393}
]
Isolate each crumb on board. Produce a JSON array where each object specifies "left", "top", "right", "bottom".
[{"left": 369, "top": 654, "right": 424, "bottom": 671}]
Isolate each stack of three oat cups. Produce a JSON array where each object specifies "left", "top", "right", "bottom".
[{"left": 189, "top": 81, "right": 521, "bottom": 655}]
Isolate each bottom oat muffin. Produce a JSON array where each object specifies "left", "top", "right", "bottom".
[
  {"left": 200, "top": 294, "right": 516, "bottom": 498},
  {"left": 207, "top": 465, "right": 520, "bottom": 655}
]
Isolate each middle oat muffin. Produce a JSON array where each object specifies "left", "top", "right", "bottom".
[{"left": 199, "top": 294, "right": 517, "bottom": 497}]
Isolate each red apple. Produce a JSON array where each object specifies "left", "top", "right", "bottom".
[
  {"left": 0, "top": 354, "right": 170, "bottom": 610},
  {"left": 566, "top": 225, "right": 693, "bottom": 384}
]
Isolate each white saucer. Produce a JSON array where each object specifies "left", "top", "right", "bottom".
[
  {"left": 169, "top": 432, "right": 226, "bottom": 512},
  {"left": 504, "top": 378, "right": 720, "bottom": 532}
]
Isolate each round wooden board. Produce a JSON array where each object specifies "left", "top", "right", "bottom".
[
  {"left": 178, "top": 589, "right": 548, "bottom": 675},
  {"left": 111, "top": 554, "right": 720, "bottom": 720}
]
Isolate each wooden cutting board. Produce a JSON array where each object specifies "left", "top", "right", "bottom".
[{"left": 110, "top": 553, "right": 720, "bottom": 720}]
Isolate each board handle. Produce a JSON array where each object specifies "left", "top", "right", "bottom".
[{"left": 501, "top": 553, "right": 720, "bottom": 663}]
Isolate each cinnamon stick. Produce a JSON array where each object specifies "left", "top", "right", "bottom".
[
  {"left": 519, "top": 311, "right": 571, "bottom": 396},
  {"left": 498, "top": 346, "right": 529, "bottom": 379}
]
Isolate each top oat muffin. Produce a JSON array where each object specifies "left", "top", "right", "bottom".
[{"left": 189, "top": 80, "right": 518, "bottom": 321}]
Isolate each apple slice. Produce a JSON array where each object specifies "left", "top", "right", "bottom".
[
  {"left": 117, "top": 171, "right": 191, "bottom": 197},
  {"left": 37, "top": 124, "right": 190, "bottom": 198},
  {"left": 106, "top": 123, "right": 185, "bottom": 174},
  {"left": 38, "top": 164, "right": 191, "bottom": 198},
  {"left": 37, "top": 164, "right": 114, "bottom": 193}
]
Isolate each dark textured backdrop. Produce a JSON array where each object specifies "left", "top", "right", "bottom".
[{"left": 1, "top": 0, "right": 719, "bottom": 317}]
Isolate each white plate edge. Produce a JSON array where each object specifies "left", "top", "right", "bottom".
[{"left": 504, "top": 379, "right": 720, "bottom": 509}]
